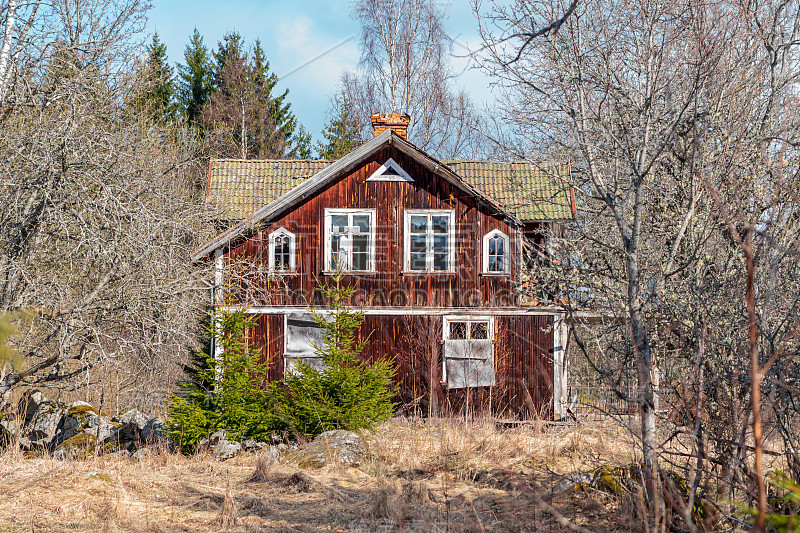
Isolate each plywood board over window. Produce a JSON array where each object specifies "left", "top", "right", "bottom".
[
  {"left": 443, "top": 316, "right": 495, "bottom": 388},
  {"left": 283, "top": 312, "right": 327, "bottom": 374}
]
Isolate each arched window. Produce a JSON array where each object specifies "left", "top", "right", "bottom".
[
  {"left": 483, "top": 229, "right": 509, "bottom": 274},
  {"left": 268, "top": 228, "right": 295, "bottom": 272}
]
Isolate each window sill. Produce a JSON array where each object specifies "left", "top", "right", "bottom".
[
  {"left": 321, "top": 270, "right": 378, "bottom": 276},
  {"left": 401, "top": 271, "right": 456, "bottom": 276},
  {"left": 268, "top": 271, "right": 298, "bottom": 276},
  {"left": 480, "top": 272, "right": 510, "bottom": 277}
]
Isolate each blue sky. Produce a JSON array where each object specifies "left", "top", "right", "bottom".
[{"left": 146, "top": 0, "right": 496, "bottom": 142}]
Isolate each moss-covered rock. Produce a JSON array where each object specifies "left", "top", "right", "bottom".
[
  {"left": 54, "top": 432, "right": 98, "bottom": 460},
  {"left": 284, "top": 430, "right": 369, "bottom": 469},
  {"left": 66, "top": 404, "right": 99, "bottom": 419},
  {"left": 58, "top": 402, "right": 118, "bottom": 445}
]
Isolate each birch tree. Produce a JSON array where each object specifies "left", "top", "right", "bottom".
[
  {"left": 343, "top": 0, "right": 487, "bottom": 159},
  {"left": 0, "top": 0, "right": 40, "bottom": 106},
  {"left": 479, "top": 0, "right": 800, "bottom": 520}
]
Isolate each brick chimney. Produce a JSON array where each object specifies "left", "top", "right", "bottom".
[{"left": 370, "top": 112, "right": 411, "bottom": 139}]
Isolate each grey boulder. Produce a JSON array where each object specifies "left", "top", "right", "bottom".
[
  {"left": 27, "top": 401, "right": 67, "bottom": 447},
  {"left": 241, "top": 439, "right": 270, "bottom": 453},
  {"left": 19, "top": 389, "right": 46, "bottom": 424},
  {"left": 117, "top": 409, "right": 150, "bottom": 442},
  {"left": 58, "top": 403, "right": 119, "bottom": 445},
  {"left": 141, "top": 417, "right": 167, "bottom": 443},
  {"left": 212, "top": 439, "right": 242, "bottom": 461},
  {"left": 0, "top": 414, "right": 17, "bottom": 446},
  {"left": 284, "top": 430, "right": 369, "bottom": 468}
]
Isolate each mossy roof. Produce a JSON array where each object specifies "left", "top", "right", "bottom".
[{"left": 206, "top": 158, "right": 574, "bottom": 222}]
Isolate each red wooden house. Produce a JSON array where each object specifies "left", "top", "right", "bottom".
[{"left": 192, "top": 113, "right": 575, "bottom": 419}]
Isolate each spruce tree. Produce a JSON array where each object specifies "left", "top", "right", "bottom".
[
  {"left": 178, "top": 28, "right": 213, "bottom": 127},
  {"left": 283, "top": 273, "right": 397, "bottom": 437},
  {"left": 0, "top": 313, "right": 23, "bottom": 376},
  {"left": 201, "top": 32, "right": 304, "bottom": 159},
  {"left": 317, "top": 92, "right": 363, "bottom": 159},
  {"left": 167, "top": 307, "right": 289, "bottom": 452},
  {"left": 143, "top": 33, "right": 177, "bottom": 124},
  {"left": 293, "top": 125, "right": 314, "bottom": 159},
  {"left": 252, "top": 38, "right": 299, "bottom": 157}
]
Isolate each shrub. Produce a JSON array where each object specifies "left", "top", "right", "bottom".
[
  {"left": 167, "top": 307, "right": 289, "bottom": 452},
  {"left": 282, "top": 273, "right": 397, "bottom": 437}
]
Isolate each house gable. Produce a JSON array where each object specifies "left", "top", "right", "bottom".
[
  {"left": 193, "top": 130, "right": 515, "bottom": 262},
  {"left": 217, "top": 142, "right": 521, "bottom": 308}
]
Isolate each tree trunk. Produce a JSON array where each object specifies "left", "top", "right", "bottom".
[
  {"left": 628, "top": 254, "right": 659, "bottom": 503},
  {"left": 0, "top": 0, "right": 18, "bottom": 103}
]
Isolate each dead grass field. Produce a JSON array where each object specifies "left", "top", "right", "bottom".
[{"left": 0, "top": 418, "right": 649, "bottom": 532}]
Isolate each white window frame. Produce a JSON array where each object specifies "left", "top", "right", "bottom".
[
  {"left": 268, "top": 227, "right": 296, "bottom": 273},
  {"left": 323, "top": 208, "right": 377, "bottom": 273},
  {"left": 482, "top": 229, "right": 510, "bottom": 274},
  {"left": 403, "top": 209, "right": 455, "bottom": 273},
  {"left": 441, "top": 315, "right": 495, "bottom": 385}
]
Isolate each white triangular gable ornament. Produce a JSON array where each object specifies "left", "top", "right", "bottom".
[{"left": 366, "top": 158, "right": 413, "bottom": 182}]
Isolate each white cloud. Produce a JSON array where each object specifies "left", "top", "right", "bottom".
[{"left": 275, "top": 15, "right": 359, "bottom": 85}]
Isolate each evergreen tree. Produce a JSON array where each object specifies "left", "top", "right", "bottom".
[
  {"left": 201, "top": 32, "right": 304, "bottom": 159},
  {"left": 178, "top": 28, "right": 213, "bottom": 127},
  {"left": 317, "top": 92, "right": 363, "bottom": 159},
  {"left": 143, "top": 33, "right": 177, "bottom": 123},
  {"left": 0, "top": 313, "right": 23, "bottom": 376},
  {"left": 283, "top": 272, "right": 397, "bottom": 437},
  {"left": 252, "top": 39, "right": 299, "bottom": 156},
  {"left": 167, "top": 307, "right": 289, "bottom": 452},
  {"left": 293, "top": 125, "right": 314, "bottom": 159},
  {"left": 212, "top": 31, "right": 246, "bottom": 90}
]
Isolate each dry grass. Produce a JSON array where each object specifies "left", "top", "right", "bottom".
[{"left": 0, "top": 418, "right": 642, "bottom": 532}]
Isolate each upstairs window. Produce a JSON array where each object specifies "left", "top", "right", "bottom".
[
  {"left": 404, "top": 209, "right": 454, "bottom": 273},
  {"left": 268, "top": 228, "right": 295, "bottom": 272},
  {"left": 483, "top": 229, "right": 509, "bottom": 274},
  {"left": 324, "top": 209, "right": 376, "bottom": 272}
]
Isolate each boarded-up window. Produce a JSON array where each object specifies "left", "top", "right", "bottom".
[
  {"left": 443, "top": 317, "right": 494, "bottom": 388},
  {"left": 283, "top": 312, "right": 327, "bottom": 375}
]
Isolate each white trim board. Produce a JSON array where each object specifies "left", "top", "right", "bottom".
[
  {"left": 225, "top": 305, "right": 567, "bottom": 317},
  {"left": 268, "top": 227, "right": 296, "bottom": 272},
  {"left": 403, "top": 209, "right": 455, "bottom": 272},
  {"left": 482, "top": 228, "right": 510, "bottom": 274},
  {"left": 323, "top": 208, "right": 377, "bottom": 272}
]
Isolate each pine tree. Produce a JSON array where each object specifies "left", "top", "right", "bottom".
[
  {"left": 178, "top": 28, "right": 213, "bottom": 127},
  {"left": 143, "top": 33, "right": 177, "bottom": 124},
  {"left": 317, "top": 92, "right": 363, "bottom": 160}
]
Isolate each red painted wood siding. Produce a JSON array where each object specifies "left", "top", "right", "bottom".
[
  {"left": 250, "top": 312, "right": 554, "bottom": 418},
  {"left": 227, "top": 146, "right": 519, "bottom": 308}
]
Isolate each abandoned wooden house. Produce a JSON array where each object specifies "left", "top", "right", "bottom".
[{"left": 192, "top": 113, "right": 576, "bottom": 419}]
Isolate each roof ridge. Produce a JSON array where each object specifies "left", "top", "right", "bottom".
[{"left": 210, "top": 158, "right": 336, "bottom": 163}]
